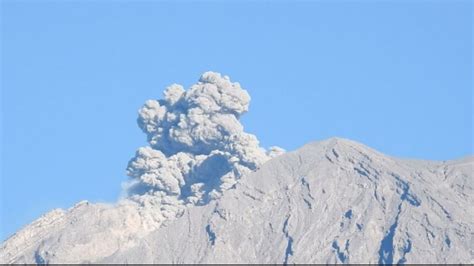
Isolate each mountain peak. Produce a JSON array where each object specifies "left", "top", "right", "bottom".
[
  {"left": 304, "top": 137, "right": 381, "bottom": 156},
  {"left": 1, "top": 138, "right": 472, "bottom": 264}
]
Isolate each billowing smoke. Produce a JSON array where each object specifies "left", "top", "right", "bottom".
[{"left": 125, "top": 71, "right": 284, "bottom": 219}]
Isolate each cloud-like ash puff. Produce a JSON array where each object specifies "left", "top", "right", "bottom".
[{"left": 125, "top": 72, "right": 284, "bottom": 219}]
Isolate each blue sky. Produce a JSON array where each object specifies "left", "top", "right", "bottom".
[{"left": 1, "top": 1, "right": 472, "bottom": 240}]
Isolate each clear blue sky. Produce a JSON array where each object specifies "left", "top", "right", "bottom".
[{"left": 1, "top": 1, "right": 472, "bottom": 241}]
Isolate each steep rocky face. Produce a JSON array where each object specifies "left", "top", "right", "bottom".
[{"left": 1, "top": 138, "right": 472, "bottom": 264}]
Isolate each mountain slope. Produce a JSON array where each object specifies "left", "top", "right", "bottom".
[{"left": 1, "top": 138, "right": 473, "bottom": 264}]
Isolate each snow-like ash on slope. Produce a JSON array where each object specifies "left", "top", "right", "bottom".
[
  {"left": 125, "top": 71, "right": 284, "bottom": 218},
  {"left": 2, "top": 138, "right": 472, "bottom": 264}
]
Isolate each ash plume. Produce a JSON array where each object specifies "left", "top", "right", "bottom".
[{"left": 125, "top": 71, "right": 284, "bottom": 218}]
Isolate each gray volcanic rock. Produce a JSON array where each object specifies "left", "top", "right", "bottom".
[{"left": 1, "top": 138, "right": 472, "bottom": 264}]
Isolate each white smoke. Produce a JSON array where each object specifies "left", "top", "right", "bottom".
[{"left": 125, "top": 71, "right": 284, "bottom": 219}]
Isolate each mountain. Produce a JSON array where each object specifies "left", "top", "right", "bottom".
[{"left": 1, "top": 138, "right": 472, "bottom": 264}]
